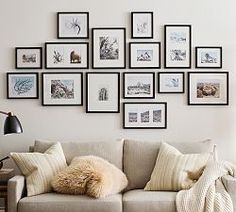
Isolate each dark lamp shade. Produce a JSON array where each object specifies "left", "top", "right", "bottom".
[{"left": 4, "top": 115, "right": 23, "bottom": 135}]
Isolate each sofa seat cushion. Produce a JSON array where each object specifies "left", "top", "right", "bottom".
[
  {"left": 18, "top": 193, "right": 122, "bottom": 212},
  {"left": 123, "top": 189, "right": 177, "bottom": 212}
]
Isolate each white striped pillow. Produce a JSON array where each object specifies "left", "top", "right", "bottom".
[
  {"left": 11, "top": 142, "right": 67, "bottom": 196},
  {"left": 144, "top": 142, "right": 210, "bottom": 191}
]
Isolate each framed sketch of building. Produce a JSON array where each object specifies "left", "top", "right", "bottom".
[{"left": 86, "top": 72, "right": 120, "bottom": 113}]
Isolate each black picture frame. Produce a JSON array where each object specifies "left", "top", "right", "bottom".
[
  {"left": 123, "top": 102, "right": 167, "bottom": 129},
  {"left": 158, "top": 72, "right": 185, "bottom": 94},
  {"left": 57, "top": 12, "right": 89, "bottom": 39},
  {"left": 92, "top": 28, "right": 126, "bottom": 69},
  {"left": 164, "top": 25, "right": 192, "bottom": 69},
  {"left": 131, "top": 12, "right": 153, "bottom": 39},
  {"left": 7, "top": 72, "right": 39, "bottom": 99},
  {"left": 86, "top": 72, "right": 120, "bottom": 113},
  {"left": 195, "top": 46, "right": 222, "bottom": 68},
  {"left": 188, "top": 72, "right": 229, "bottom": 106},
  {"left": 15, "top": 47, "right": 42, "bottom": 69},
  {"left": 123, "top": 72, "right": 155, "bottom": 99}
]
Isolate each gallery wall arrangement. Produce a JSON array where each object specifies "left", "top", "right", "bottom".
[{"left": 7, "top": 11, "right": 229, "bottom": 129}]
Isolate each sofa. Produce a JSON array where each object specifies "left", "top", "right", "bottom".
[{"left": 8, "top": 139, "right": 236, "bottom": 212}]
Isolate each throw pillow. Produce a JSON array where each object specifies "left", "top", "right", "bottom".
[
  {"left": 11, "top": 142, "right": 67, "bottom": 196},
  {"left": 144, "top": 142, "right": 210, "bottom": 191},
  {"left": 51, "top": 155, "right": 128, "bottom": 198}
]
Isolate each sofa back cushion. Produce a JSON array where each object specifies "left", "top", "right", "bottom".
[
  {"left": 33, "top": 139, "right": 124, "bottom": 170},
  {"left": 124, "top": 139, "right": 213, "bottom": 190}
]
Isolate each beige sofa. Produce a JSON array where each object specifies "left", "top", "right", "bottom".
[{"left": 8, "top": 139, "right": 236, "bottom": 212}]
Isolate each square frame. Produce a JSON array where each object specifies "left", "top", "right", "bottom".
[
  {"left": 123, "top": 102, "right": 167, "bottom": 129},
  {"left": 57, "top": 12, "right": 89, "bottom": 39},
  {"left": 15, "top": 47, "right": 42, "bottom": 69},
  {"left": 158, "top": 72, "right": 185, "bottom": 93},
  {"left": 42, "top": 72, "right": 83, "bottom": 106},
  {"left": 7, "top": 72, "right": 39, "bottom": 99},
  {"left": 92, "top": 28, "right": 126, "bottom": 69},
  {"left": 164, "top": 25, "right": 192, "bottom": 68},
  {"left": 188, "top": 72, "right": 229, "bottom": 105},
  {"left": 129, "top": 42, "right": 161, "bottom": 69}
]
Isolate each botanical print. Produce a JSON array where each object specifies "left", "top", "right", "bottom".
[
  {"left": 129, "top": 112, "right": 138, "bottom": 122},
  {"left": 200, "top": 51, "right": 217, "bottom": 64},
  {"left": 153, "top": 110, "right": 161, "bottom": 123},
  {"left": 163, "top": 77, "right": 180, "bottom": 88},
  {"left": 98, "top": 87, "right": 109, "bottom": 101},
  {"left": 170, "top": 32, "right": 186, "bottom": 44},
  {"left": 137, "top": 50, "right": 153, "bottom": 61},
  {"left": 53, "top": 47, "right": 64, "bottom": 64},
  {"left": 170, "top": 49, "right": 186, "bottom": 61},
  {"left": 51, "top": 80, "right": 74, "bottom": 99},
  {"left": 136, "top": 16, "right": 148, "bottom": 34},
  {"left": 197, "top": 81, "right": 220, "bottom": 98},
  {"left": 22, "top": 54, "right": 36, "bottom": 63},
  {"left": 99, "top": 36, "right": 119, "bottom": 60},
  {"left": 11, "top": 76, "right": 34, "bottom": 96}
]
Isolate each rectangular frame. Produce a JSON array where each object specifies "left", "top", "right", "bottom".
[
  {"left": 92, "top": 28, "right": 126, "bottom": 69},
  {"left": 42, "top": 72, "right": 83, "bottom": 106},
  {"left": 123, "top": 72, "right": 155, "bottom": 99},
  {"left": 129, "top": 42, "right": 161, "bottom": 69},
  {"left": 123, "top": 102, "right": 167, "bottom": 129},
  {"left": 7, "top": 72, "right": 39, "bottom": 99},
  {"left": 86, "top": 72, "right": 120, "bottom": 113},
  {"left": 188, "top": 72, "right": 229, "bottom": 105},
  {"left": 164, "top": 25, "right": 192, "bottom": 68},
  {"left": 45, "top": 42, "right": 89, "bottom": 69}
]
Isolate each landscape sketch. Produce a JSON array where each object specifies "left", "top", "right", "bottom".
[
  {"left": 100, "top": 36, "right": 119, "bottom": 60},
  {"left": 170, "top": 49, "right": 186, "bottom": 61},
  {"left": 197, "top": 81, "right": 220, "bottom": 98},
  {"left": 170, "top": 32, "right": 187, "bottom": 44},
  {"left": 135, "top": 16, "right": 148, "bottom": 34},
  {"left": 163, "top": 77, "right": 180, "bottom": 88},
  {"left": 201, "top": 51, "right": 217, "bottom": 64},
  {"left": 137, "top": 50, "right": 153, "bottom": 61},
  {"left": 22, "top": 54, "right": 36, "bottom": 63},
  {"left": 51, "top": 80, "right": 74, "bottom": 99},
  {"left": 127, "top": 82, "right": 151, "bottom": 95},
  {"left": 11, "top": 76, "right": 34, "bottom": 96}
]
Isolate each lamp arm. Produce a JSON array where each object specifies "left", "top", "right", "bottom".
[{"left": 0, "top": 111, "right": 12, "bottom": 116}]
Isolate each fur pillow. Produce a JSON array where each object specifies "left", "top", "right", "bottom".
[{"left": 51, "top": 155, "right": 128, "bottom": 198}]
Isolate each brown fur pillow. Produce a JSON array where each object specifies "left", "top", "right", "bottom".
[{"left": 51, "top": 155, "right": 128, "bottom": 198}]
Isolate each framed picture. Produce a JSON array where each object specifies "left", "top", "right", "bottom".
[
  {"left": 15, "top": 47, "right": 42, "bottom": 69},
  {"left": 129, "top": 42, "right": 161, "bottom": 69},
  {"left": 123, "top": 102, "right": 167, "bottom": 129},
  {"left": 188, "top": 72, "right": 229, "bottom": 105},
  {"left": 158, "top": 72, "right": 185, "bottom": 93},
  {"left": 86, "top": 72, "right": 120, "bottom": 113},
  {"left": 123, "top": 72, "right": 155, "bottom": 99},
  {"left": 42, "top": 72, "right": 83, "bottom": 106},
  {"left": 131, "top": 12, "right": 153, "bottom": 39},
  {"left": 92, "top": 28, "right": 126, "bottom": 69},
  {"left": 7, "top": 72, "right": 39, "bottom": 99},
  {"left": 57, "top": 12, "right": 89, "bottom": 39},
  {"left": 164, "top": 25, "right": 192, "bottom": 68},
  {"left": 45, "top": 42, "right": 89, "bottom": 69},
  {"left": 195, "top": 47, "right": 222, "bottom": 68}
]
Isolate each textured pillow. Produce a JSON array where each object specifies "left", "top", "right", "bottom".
[
  {"left": 11, "top": 143, "right": 67, "bottom": 196},
  {"left": 144, "top": 142, "right": 210, "bottom": 191},
  {"left": 51, "top": 155, "right": 128, "bottom": 198}
]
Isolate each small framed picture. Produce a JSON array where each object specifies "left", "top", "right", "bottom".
[
  {"left": 129, "top": 42, "right": 161, "bottom": 69},
  {"left": 57, "top": 12, "right": 89, "bottom": 39},
  {"left": 131, "top": 12, "right": 153, "bottom": 39},
  {"left": 195, "top": 47, "right": 222, "bottom": 68},
  {"left": 123, "top": 72, "right": 155, "bottom": 99},
  {"left": 42, "top": 72, "right": 83, "bottom": 106},
  {"left": 164, "top": 25, "right": 192, "bottom": 68},
  {"left": 158, "top": 72, "right": 185, "bottom": 93},
  {"left": 7, "top": 72, "right": 39, "bottom": 99},
  {"left": 92, "top": 28, "right": 126, "bottom": 69},
  {"left": 188, "top": 72, "right": 229, "bottom": 105},
  {"left": 86, "top": 72, "right": 120, "bottom": 113},
  {"left": 123, "top": 102, "right": 167, "bottom": 129},
  {"left": 15, "top": 47, "right": 42, "bottom": 69},
  {"left": 45, "top": 42, "right": 89, "bottom": 69}
]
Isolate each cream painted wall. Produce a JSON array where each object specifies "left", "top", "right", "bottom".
[{"left": 0, "top": 0, "right": 236, "bottom": 167}]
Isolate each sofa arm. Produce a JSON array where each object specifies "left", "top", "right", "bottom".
[
  {"left": 222, "top": 175, "right": 236, "bottom": 210},
  {"left": 8, "top": 175, "right": 26, "bottom": 212}
]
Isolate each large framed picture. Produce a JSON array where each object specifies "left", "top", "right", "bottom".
[
  {"left": 7, "top": 72, "right": 39, "bottom": 99},
  {"left": 188, "top": 72, "right": 229, "bottom": 105},
  {"left": 57, "top": 12, "right": 89, "bottom": 39},
  {"left": 158, "top": 72, "right": 185, "bottom": 93},
  {"left": 42, "top": 72, "right": 83, "bottom": 106},
  {"left": 164, "top": 25, "right": 191, "bottom": 68},
  {"left": 45, "top": 42, "right": 89, "bottom": 69},
  {"left": 129, "top": 42, "right": 161, "bottom": 69},
  {"left": 15, "top": 47, "right": 42, "bottom": 69},
  {"left": 131, "top": 12, "right": 153, "bottom": 39},
  {"left": 195, "top": 47, "right": 222, "bottom": 68},
  {"left": 92, "top": 28, "right": 126, "bottom": 69},
  {"left": 123, "top": 102, "right": 167, "bottom": 129},
  {"left": 86, "top": 72, "right": 120, "bottom": 113},
  {"left": 123, "top": 72, "right": 155, "bottom": 99}
]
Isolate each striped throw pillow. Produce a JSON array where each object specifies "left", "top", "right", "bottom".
[
  {"left": 11, "top": 142, "right": 67, "bottom": 196},
  {"left": 144, "top": 142, "right": 210, "bottom": 191}
]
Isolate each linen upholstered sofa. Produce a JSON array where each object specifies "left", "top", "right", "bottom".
[{"left": 8, "top": 139, "right": 236, "bottom": 212}]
